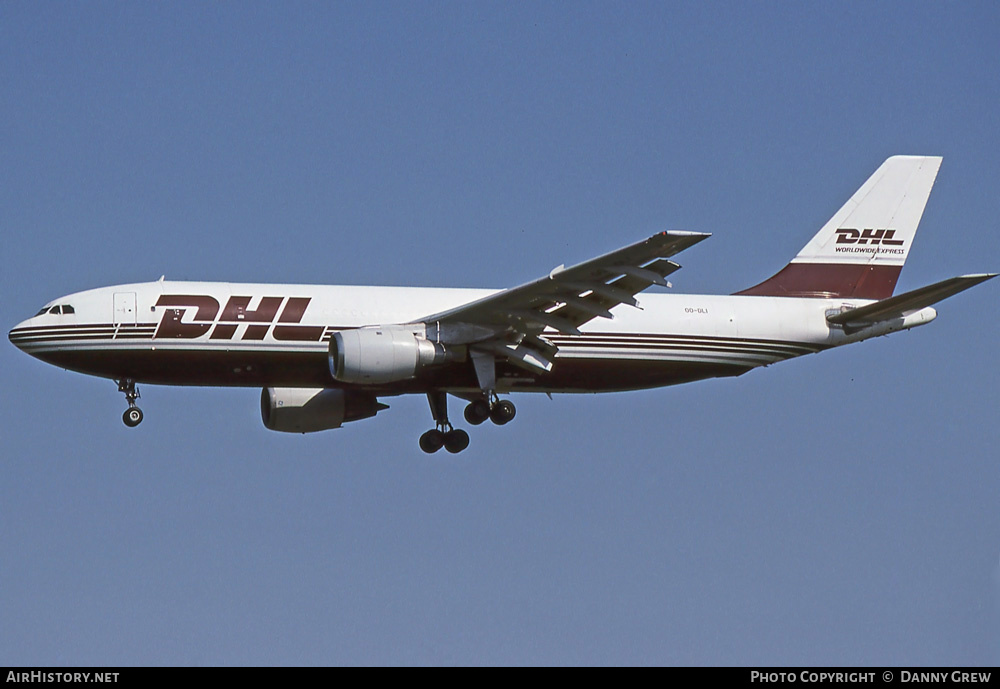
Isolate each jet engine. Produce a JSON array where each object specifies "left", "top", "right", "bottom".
[
  {"left": 260, "top": 387, "right": 386, "bottom": 433},
  {"left": 329, "top": 326, "right": 453, "bottom": 385}
]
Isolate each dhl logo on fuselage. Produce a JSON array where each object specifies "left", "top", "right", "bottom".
[{"left": 154, "top": 295, "right": 324, "bottom": 342}]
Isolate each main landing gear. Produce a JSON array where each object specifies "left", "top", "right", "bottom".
[
  {"left": 463, "top": 396, "right": 515, "bottom": 426},
  {"left": 419, "top": 391, "right": 517, "bottom": 454},
  {"left": 420, "top": 391, "right": 470, "bottom": 454},
  {"left": 117, "top": 378, "right": 143, "bottom": 427}
]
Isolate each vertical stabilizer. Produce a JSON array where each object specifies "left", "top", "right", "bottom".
[{"left": 737, "top": 156, "right": 942, "bottom": 299}]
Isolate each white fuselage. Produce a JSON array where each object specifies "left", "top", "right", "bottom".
[{"left": 8, "top": 281, "right": 937, "bottom": 395}]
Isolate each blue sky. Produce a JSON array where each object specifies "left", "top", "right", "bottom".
[{"left": 2, "top": 2, "right": 998, "bottom": 665}]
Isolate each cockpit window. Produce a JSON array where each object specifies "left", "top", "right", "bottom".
[{"left": 34, "top": 304, "right": 75, "bottom": 316}]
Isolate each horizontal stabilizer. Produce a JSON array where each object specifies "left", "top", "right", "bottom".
[{"left": 827, "top": 274, "right": 996, "bottom": 326}]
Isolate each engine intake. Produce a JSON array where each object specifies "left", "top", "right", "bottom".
[
  {"left": 260, "top": 387, "right": 386, "bottom": 433},
  {"left": 329, "top": 326, "right": 452, "bottom": 385}
]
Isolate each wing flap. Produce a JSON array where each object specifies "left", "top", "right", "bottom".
[{"left": 474, "top": 340, "right": 555, "bottom": 373}]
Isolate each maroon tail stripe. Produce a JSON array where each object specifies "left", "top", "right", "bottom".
[{"left": 735, "top": 263, "right": 902, "bottom": 299}]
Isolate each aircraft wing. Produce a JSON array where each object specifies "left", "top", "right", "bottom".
[
  {"left": 415, "top": 231, "right": 710, "bottom": 373},
  {"left": 827, "top": 273, "right": 996, "bottom": 326}
]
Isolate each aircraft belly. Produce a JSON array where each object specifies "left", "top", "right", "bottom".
[
  {"left": 28, "top": 342, "right": 762, "bottom": 393},
  {"left": 30, "top": 346, "right": 333, "bottom": 388}
]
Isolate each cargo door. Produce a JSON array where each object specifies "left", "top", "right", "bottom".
[{"left": 113, "top": 292, "right": 137, "bottom": 325}]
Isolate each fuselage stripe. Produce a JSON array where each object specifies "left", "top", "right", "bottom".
[
  {"left": 556, "top": 342, "right": 804, "bottom": 358},
  {"left": 10, "top": 326, "right": 826, "bottom": 361}
]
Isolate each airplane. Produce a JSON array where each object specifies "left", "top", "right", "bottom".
[{"left": 9, "top": 155, "right": 995, "bottom": 454}]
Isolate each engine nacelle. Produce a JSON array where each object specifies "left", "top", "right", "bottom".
[
  {"left": 260, "top": 387, "right": 386, "bottom": 433},
  {"left": 329, "top": 326, "right": 451, "bottom": 385}
]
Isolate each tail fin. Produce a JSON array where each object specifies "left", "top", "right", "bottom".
[{"left": 737, "top": 155, "right": 943, "bottom": 299}]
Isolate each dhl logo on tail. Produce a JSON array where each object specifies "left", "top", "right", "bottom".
[{"left": 835, "top": 228, "right": 903, "bottom": 246}]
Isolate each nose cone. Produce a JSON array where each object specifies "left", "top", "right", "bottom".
[{"left": 9, "top": 317, "right": 36, "bottom": 353}]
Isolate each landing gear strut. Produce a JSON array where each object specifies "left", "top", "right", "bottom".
[
  {"left": 117, "top": 378, "right": 143, "bottom": 427},
  {"left": 418, "top": 349, "right": 518, "bottom": 453},
  {"left": 420, "top": 391, "right": 470, "bottom": 454},
  {"left": 465, "top": 348, "right": 516, "bottom": 426}
]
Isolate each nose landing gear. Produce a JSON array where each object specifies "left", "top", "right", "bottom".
[
  {"left": 123, "top": 406, "right": 144, "bottom": 427},
  {"left": 117, "top": 379, "right": 143, "bottom": 427}
]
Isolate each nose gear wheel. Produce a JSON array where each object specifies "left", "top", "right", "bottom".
[{"left": 116, "top": 378, "right": 143, "bottom": 427}]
